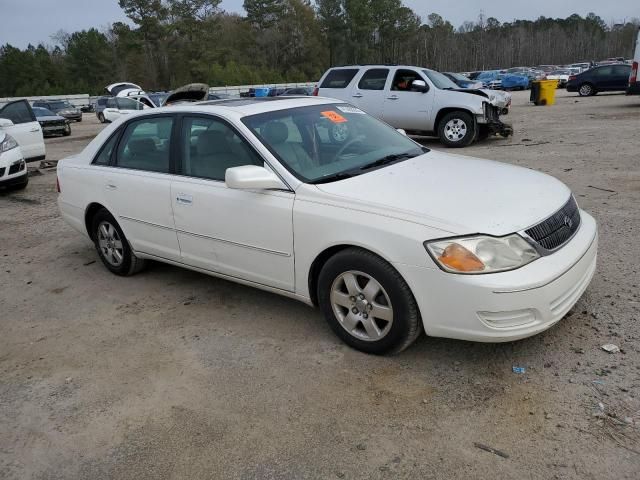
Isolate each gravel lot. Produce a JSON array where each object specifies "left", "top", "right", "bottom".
[{"left": 1, "top": 91, "right": 639, "bottom": 479}]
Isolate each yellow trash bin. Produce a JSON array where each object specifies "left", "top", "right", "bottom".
[{"left": 532, "top": 79, "right": 558, "bottom": 106}]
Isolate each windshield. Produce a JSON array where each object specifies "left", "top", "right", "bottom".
[
  {"left": 422, "top": 70, "right": 459, "bottom": 89},
  {"left": 33, "top": 107, "right": 55, "bottom": 116},
  {"left": 242, "top": 104, "right": 426, "bottom": 184},
  {"left": 49, "top": 101, "right": 73, "bottom": 110}
]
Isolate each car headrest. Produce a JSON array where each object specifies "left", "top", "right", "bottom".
[
  {"left": 128, "top": 138, "right": 157, "bottom": 155},
  {"left": 197, "top": 130, "right": 231, "bottom": 155},
  {"left": 262, "top": 121, "right": 289, "bottom": 145}
]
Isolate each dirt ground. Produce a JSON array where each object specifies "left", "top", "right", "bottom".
[{"left": 1, "top": 91, "right": 639, "bottom": 479}]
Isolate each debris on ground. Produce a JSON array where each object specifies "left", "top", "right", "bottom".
[
  {"left": 601, "top": 344, "right": 621, "bottom": 354},
  {"left": 473, "top": 442, "right": 509, "bottom": 458},
  {"left": 512, "top": 366, "right": 526, "bottom": 374}
]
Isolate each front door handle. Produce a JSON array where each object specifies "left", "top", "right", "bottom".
[
  {"left": 176, "top": 193, "right": 193, "bottom": 205},
  {"left": 387, "top": 95, "right": 399, "bottom": 100},
  {"left": 30, "top": 127, "right": 40, "bottom": 132},
  {"left": 106, "top": 182, "right": 117, "bottom": 190},
  {"left": 352, "top": 93, "right": 363, "bottom": 98}
]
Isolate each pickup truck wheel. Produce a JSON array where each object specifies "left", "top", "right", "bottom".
[
  {"left": 438, "top": 111, "right": 476, "bottom": 148},
  {"left": 317, "top": 248, "right": 421, "bottom": 355},
  {"left": 92, "top": 209, "right": 146, "bottom": 276},
  {"left": 578, "top": 83, "right": 595, "bottom": 96}
]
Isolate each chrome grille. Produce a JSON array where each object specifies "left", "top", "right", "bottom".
[{"left": 525, "top": 196, "right": 580, "bottom": 252}]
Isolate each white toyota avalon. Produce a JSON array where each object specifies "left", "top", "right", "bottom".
[{"left": 57, "top": 97, "right": 597, "bottom": 354}]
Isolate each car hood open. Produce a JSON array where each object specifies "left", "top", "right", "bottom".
[
  {"left": 163, "top": 83, "right": 209, "bottom": 105},
  {"left": 106, "top": 82, "right": 143, "bottom": 97},
  {"left": 314, "top": 151, "right": 571, "bottom": 236}
]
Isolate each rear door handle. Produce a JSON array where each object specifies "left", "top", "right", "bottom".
[
  {"left": 352, "top": 93, "right": 363, "bottom": 98},
  {"left": 387, "top": 95, "right": 399, "bottom": 100},
  {"left": 176, "top": 193, "right": 193, "bottom": 205}
]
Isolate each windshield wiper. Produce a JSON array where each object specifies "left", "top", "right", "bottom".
[
  {"left": 310, "top": 171, "right": 358, "bottom": 184},
  {"left": 359, "top": 152, "right": 418, "bottom": 171}
]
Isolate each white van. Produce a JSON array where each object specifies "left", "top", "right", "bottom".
[
  {"left": 627, "top": 27, "right": 640, "bottom": 95},
  {"left": 316, "top": 65, "right": 513, "bottom": 147}
]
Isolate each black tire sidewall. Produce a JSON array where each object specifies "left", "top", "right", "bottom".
[
  {"left": 438, "top": 111, "right": 476, "bottom": 147},
  {"left": 317, "top": 249, "right": 419, "bottom": 355},
  {"left": 92, "top": 209, "right": 134, "bottom": 276},
  {"left": 98, "top": 113, "right": 105, "bottom": 123}
]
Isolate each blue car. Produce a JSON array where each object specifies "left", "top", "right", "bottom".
[
  {"left": 443, "top": 72, "right": 482, "bottom": 89},
  {"left": 475, "top": 70, "right": 502, "bottom": 87},
  {"left": 500, "top": 74, "right": 530, "bottom": 90}
]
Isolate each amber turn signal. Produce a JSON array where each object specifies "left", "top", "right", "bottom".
[{"left": 438, "top": 243, "right": 485, "bottom": 272}]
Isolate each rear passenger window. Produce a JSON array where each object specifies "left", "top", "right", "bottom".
[
  {"left": 320, "top": 69, "right": 359, "bottom": 89},
  {"left": 93, "top": 134, "right": 118, "bottom": 166},
  {"left": 181, "top": 116, "right": 262, "bottom": 181},
  {"left": 115, "top": 117, "right": 173, "bottom": 173},
  {"left": 358, "top": 69, "right": 389, "bottom": 90}
]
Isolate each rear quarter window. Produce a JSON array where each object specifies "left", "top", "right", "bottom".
[{"left": 320, "top": 69, "right": 359, "bottom": 89}]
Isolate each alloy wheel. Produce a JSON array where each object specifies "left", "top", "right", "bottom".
[
  {"left": 330, "top": 270, "right": 394, "bottom": 342},
  {"left": 97, "top": 221, "right": 124, "bottom": 267},
  {"left": 444, "top": 118, "right": 468, "bottom": 142}
]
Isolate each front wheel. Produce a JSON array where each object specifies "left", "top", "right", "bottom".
[
  {"left": 317, "top": 248, "right": 421, "bottom": 355},
  {"left": 92, "top": 209, "right": 146, "bottom": 276},
  {"left": 438, "top": 111, "right": 476, "bottom": 148},
  {"left": 98, "top": 113, "right": 105, "bottom": 123},
  {"left": 63, "top": 124, "right": 71, "bottom": 136}
]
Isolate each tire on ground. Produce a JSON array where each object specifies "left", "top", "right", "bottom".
[
  {"left": 91, "top": 208, "right": 146, "bottom": 276},
  {"left": 317, "top": 247, "right": 421, "bottom": 355},
  {"left": 437, "top": 110, "right": 476, "bottom": 148}
]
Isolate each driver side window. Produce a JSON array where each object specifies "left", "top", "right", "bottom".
[
  {"left": 391, "top": 70, "right": 423, "bottom": 92},
  {"left": 180, "top": 116, "right": 263, "bottom": 181}
]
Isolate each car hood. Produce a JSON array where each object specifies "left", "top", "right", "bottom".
[
  {"left": 314, "top": 151, "right": 570, "bottom": 236},
  {"left": 452, "top": 88, "right": 508, "bottom": 108},
  {"left": 106, "top": 82, "right": 143, "bottom": 96},
  {"left": 163, "top": 83, "right": 209, "bottom": 105}
]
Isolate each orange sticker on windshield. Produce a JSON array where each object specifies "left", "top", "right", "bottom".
[{"left": 321, "top": 111, "right": 348, "bottom": 123}]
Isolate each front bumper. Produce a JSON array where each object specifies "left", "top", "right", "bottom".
[
  {"left": 0, "top": 148, "right": 28, "bottom": 187},
  {"left": 396, "top": 210, "right": 597, "bottom": 342}
]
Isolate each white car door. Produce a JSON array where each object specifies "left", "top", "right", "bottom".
[
  {"left": 0, "top": 100, "right": 45, "bottom": 160},
  {"left": 170, "top": 115, "right": 295, "bottom": 291},
  {"left": 382, "top": 68, "right": 436, "bottom": 131},
  {"left": 348, "top": 68, "right": 391, "bottom": 118},
  {"left": 101, "top": 114, "right": 181, "bottom": 261}
]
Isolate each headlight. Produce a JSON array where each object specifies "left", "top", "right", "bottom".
[
  {"left": 425, "top": 234, "right": 540, "bottom": 274},
  {"left": 0, "top": 134, "right": 18, "bottom": 153}
]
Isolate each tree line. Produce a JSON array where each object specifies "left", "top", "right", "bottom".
[{"left": 0, "top": 0, "right": 638, "bottom": 97}]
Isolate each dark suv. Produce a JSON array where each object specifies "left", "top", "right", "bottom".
[{"left": 32, "top": 99, "right": 82, "bottom": 122}]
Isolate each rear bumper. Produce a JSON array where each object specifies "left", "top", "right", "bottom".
[
  {"left": 626, "top": 82, "right": 640, "bottom": 95},
  {"left": 396, "top": 211, "right": 597, "bottom": 342}
]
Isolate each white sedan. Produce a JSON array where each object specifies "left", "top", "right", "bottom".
[{"left": 56, "top": 97, "right": 597, "bottom": 354}]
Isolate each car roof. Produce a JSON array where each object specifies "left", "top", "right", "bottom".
[{"left": 183, "top": 96, "right": 341, "bottom": 116}]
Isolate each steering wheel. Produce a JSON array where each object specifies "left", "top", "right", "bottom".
[{"left": 336, "top": 135, "right": 366, "bottom": 158}]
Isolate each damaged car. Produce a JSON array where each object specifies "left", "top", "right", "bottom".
[{"left": 316, "top": 65, "right": 513, "bottom": 147}]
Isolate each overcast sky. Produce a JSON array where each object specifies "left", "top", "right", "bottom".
[{"left": 1, "top": 0, "right": 637, "bottom": 48}]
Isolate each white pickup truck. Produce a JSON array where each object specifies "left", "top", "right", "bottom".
[{"left": 316, "top": 65, "right": 513, "bottom": 147}]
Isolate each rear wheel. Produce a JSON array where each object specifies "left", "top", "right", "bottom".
[
  {"left": 91, "top": 209, "right": 146, "bottom": 276},
  {"left": 438, "top": 111, "right": 476, "bottom": 148},
  {"left": 317, "top": 248, "right": 421, "bottom": 355},
  {"left": 578, "top": 83, "right": 595, "bottom": 96}
]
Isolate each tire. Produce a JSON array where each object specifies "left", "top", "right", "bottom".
[
  {"left": 76, "top": 116, "right": 82, "bottom": 122},
  {"left": 437, "top": 110, "right": 476, "bottom": 148},
  {"left": 578, "top": 83, "right": 595, "bottom": 97},
  {"left": 91, "top": 208, "right": 146, "bottom": 276},
  {"left": 317, "top": 248, "right": 421, "bottom": 355},
  {"left": 63, "top": 124, "right": 71, "bottom": 136},
  {"left": 329, "top": 123, "right": 350, "bottom": 143},
  {"left": 477, "top": 125, "right": 490, "bottom": 141},
  {"left": 98, "top": 113, "right": 105, "bottom": 123}
]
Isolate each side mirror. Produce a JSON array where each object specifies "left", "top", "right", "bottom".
[
  {"left": 396, "top": 128, "right": 408, "bottom": 136},
  {"left": 0, "top": 118, "right": 14, "bottom": 128},
  {"left": 226, "top": 165, "right": 287, "bottom": 190},
  {"left": 411, "top": 79, "right": 429, "bottom": 93}
]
